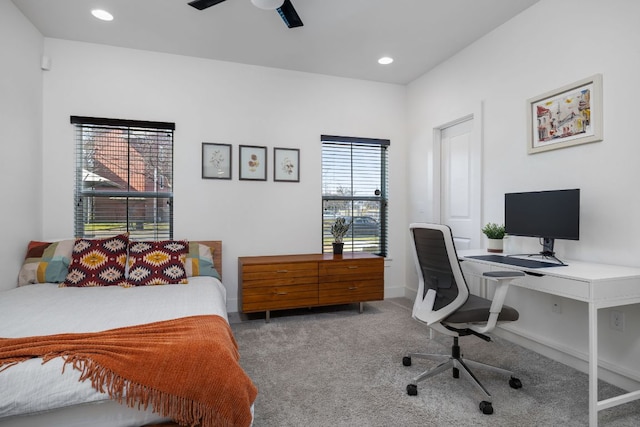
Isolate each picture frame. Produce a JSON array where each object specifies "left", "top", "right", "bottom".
[
  {"left": 202, "top": 143, "right": 232, "bottom": 179},
  {"left": 239, "top": 145, "right": 267, "bottom": 181},
  {"left": 273, "top": 147, "right": 300, "bottom": 182},
  {"left": 527, "top": 74, "right": 603, "bottom": 154}
]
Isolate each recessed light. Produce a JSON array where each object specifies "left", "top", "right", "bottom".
[
  {"left": 91, "top": 9, "right": 114, "bottom": 21},
  {"left": 378, "top": 57, "right": 394, "bottom": 65}
]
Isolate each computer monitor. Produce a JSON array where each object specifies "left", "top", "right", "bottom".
[{"left": 504, "top": 189, "right": 580, "bottom": 257}]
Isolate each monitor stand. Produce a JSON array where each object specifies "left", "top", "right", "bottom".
[
  {"left": 506, "top": 252, "right": 566, "bottom": 265},
  {"left": 507, "top": 237, "right": 567, "bottom": 265},
  {"left": 541, "top": 237, "right": 555, "bottom": 257},
  {"left": 536, "top": 251, "right": 566, "bottom": 265}
]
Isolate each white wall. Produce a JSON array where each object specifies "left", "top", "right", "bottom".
[
  {"left": 39, "top": 39, "right": 408, "bottom": 310},
  {"left": 0, "top": 1, "right": 43, "bottom": 290},
  {"left": 407, "top": 0, "right": 640, "bottom": 388}
]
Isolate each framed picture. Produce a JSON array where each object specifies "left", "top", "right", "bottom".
[
  {"left": 202, "top": 143, "right": 232, "bottom": 179},
  {"left": 527, "top": 74, "right": 603, "bottom": 154},
  {"left": 273, "top": 147, "right": 300, "bottom": 182},
  {"left": 239, "top": 145, "right": 267, "bottom": 181}
]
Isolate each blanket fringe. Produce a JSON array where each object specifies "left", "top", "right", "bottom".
[
  {"left": 0, "top": 360, "right": 24, "bottom": 373},
  {"left": 59, "top": 355, "right": 219, "bottom": 427}
]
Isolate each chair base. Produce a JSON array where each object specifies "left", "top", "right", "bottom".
[{"left": 403, "top": 337, "right": 522, "bottom": 414}]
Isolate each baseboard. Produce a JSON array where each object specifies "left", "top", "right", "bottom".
[
  {"left": 495, "top": 324, "right": 640, "bottom": 393},
  {"left": 227, "top": 298, "right": 239, "bottom": 314},
  {"left": 405, "top": 287, "right": 418, "bottom": 303},
  {"left": 384, "top": 285, "right": 406, "bottom": 299}
]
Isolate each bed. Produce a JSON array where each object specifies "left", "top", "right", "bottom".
[{"left": 0, "top": 239, "right": 257, "bottom": 427}]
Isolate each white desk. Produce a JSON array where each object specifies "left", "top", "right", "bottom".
[{"left": 458, "top": 249, "right": 640, "bottom": 427}]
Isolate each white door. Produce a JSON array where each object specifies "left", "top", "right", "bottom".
[{"left": 438, "top": 116, "right": 481, "bottom": 250}]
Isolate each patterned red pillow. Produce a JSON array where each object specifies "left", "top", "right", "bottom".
[
  {"left": 62, "top": 234, "right": 129, "bottom": 287},
  {"left": 126, "top": 240, "right": 189, "bottom": 286}
]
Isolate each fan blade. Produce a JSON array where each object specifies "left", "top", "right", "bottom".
[
  {"left": 188, "top": 0, "right": 227, "bottom": 10},
  {"left": 277, "top": 0, "right": 303, "bottom": 28}
]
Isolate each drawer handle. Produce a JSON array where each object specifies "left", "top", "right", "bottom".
[
  {"left": 348, "top": 286, "right": 358, "bottom": 290},
  {"left": 274, "top": 291, "right": 288, "bottom": 296},
  {"left": 347, "top": 266, "right": 359, "bottom": 269},
  {"left": 276, "top": 269, "right": 289, "bottom": 273},
  {"left": 524, "top": 271, "right": 544, "bottom": 277}
]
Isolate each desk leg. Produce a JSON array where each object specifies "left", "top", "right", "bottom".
[{"left": 588, "top": 303, "right": 598, "bottom": 427}]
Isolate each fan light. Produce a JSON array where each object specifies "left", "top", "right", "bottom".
[
  {"left": 91, "top": 9, "right": 114, "bottom": 21},
  {"left": 251, "top": 0, "right": 284, "bottom": 10},
  {"left": 378, "top": 57, "right": 394, "bottom": 65}
]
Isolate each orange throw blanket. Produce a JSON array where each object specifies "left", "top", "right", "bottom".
[{"left": 0, "top": 315, "right": 257, "bottom": 427}]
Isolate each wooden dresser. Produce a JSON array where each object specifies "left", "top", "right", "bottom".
[{"left": 238, "top": 253, "right": 384, "bottom": 321}]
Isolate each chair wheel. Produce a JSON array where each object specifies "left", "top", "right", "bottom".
[
  {"left": 479, "top": 401, "right": 493, "bottom": 415},
  {"left": 406, "top": 384, "right": 418, "bottom": 396},
  {"left": 402, "top": 356, "right": 412, "bottom": 367},
  {"left": 509, "top": 377, "right": 522, "bottom": 389}
]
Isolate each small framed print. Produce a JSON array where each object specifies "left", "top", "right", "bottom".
[
  {"left": 239, "top": 145, "right": 267, "bottom": 181},
  {"left": 202, "top": 143, "right": 232, "bottom": 179},
  {"left": 274, "top": 147, "right": 300, "bottom": 182}
]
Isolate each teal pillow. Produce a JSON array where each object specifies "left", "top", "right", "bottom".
[
  {"left": 185, "top": 242, "right": 221, "bottom": 280},
  {"left": 18, "top": 240, "right": 75, "bottom": 286}
]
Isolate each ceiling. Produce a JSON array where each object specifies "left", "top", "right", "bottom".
[{"left": 12, "top": 0, "right": 539, "bottom": 85}]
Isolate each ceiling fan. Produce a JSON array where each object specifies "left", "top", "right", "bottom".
[{"left": 188, "top": 0, "right": 303, "bottom": 29}]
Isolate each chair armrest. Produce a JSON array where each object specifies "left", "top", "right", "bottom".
[
  {"left": 482, "top": 271, "right": 523, "bottom": 314},
  {"left": 413, "top": 288, "right": 438, "bottom": 325},
  {"left": 470, "top": 271, "right": 524, "bottom": 334},
  {"left": 483, "top": 271, "right": 525, "bottom": 279}
]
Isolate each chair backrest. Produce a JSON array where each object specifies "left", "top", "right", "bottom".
[{"left": 409, "top": 223, "right": 469, "bottom": 326}]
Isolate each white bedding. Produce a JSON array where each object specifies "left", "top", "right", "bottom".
[{"left": 0, "top": 277, "right": 229, "bottom": 425}]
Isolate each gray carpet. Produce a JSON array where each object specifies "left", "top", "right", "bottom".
[{"left": 230, "top": 299, "right": 640, "bottom": 426}]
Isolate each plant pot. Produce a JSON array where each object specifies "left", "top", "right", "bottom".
[
  {"left": 487, "top": 238, "right": 504, "bottom": 253},
  {"left": 332, "top": 242, "right": 344, "bottom": 255}
]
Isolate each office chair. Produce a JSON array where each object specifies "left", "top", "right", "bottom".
[{"left": 403, "top": 223, "right": 524, "bottom": 414}]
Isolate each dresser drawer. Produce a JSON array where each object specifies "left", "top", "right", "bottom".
[
  {"left": 319, "top": 278, "right": 384, "bottom": 305},
  {"left": 241, "top": 262, "right": 318, "bottom": 288},
  {"left": 242, "top": 283, "right": 318, "bottom": 312},
  {"left": 319, "top": 258, "right": 383, "bottom": 282}
]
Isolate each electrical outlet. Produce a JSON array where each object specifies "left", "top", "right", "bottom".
[{"left": 610, "top": 310, "right": 625, "bottom": 332}]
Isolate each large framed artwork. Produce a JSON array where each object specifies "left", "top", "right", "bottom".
[
  {"left": 527, "top": 74, "right": 603, "bottom": 154},
  {"left": 273, "top": 147, "right": 300, "bottom": 182},
  {"left": 202, "top": 143, "right": 232, "bottom": 179},
  {"left": 239, "top": 145, "right": 267, "bottom": 181}
]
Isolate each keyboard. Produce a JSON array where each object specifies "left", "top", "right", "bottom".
[{"left": 465, "top": 254, "right": 565, "bottom": 269}]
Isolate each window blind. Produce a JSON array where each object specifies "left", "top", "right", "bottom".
[
  {"left": 321, "top": 135, "right": 389, "bottom": 256},
  {"left": 71, "top": 116, "right": 175, "bottom": 240}
]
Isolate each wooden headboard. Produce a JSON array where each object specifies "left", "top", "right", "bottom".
[{"left": 195, "top": 240, "right": 222, "bottom": 280}]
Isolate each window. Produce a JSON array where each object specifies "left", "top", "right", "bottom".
[
  {"left": 71, "top": 116, "right": 175, "bottom": 240},
  {"left": 321, "top": 135, "right": 389, "bottom": 256}
]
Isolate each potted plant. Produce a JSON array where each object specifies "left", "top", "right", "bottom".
[
  {"left": 481, "top": 222, "right": 506, "bottom": 253},
  {"left": 330, "top": 217, "right": 352, "bottom": 255}
]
